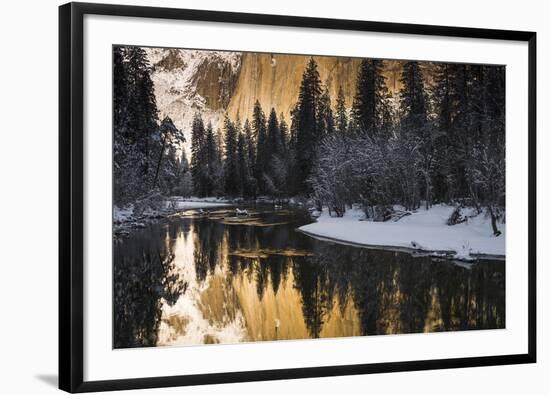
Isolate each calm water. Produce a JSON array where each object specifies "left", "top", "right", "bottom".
[{"left": 113, "top": 205, "right": 505, "bottom": 348}]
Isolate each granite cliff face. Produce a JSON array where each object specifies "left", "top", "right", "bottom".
[
  {"left": 145, "top": 48, "right": 407, "bottom": 156},
  {"left": 226, "top": 53, "right": 361, "bottom": 123},
  {"left": 145, "top": 48, "right": 241, "bottom": 155}
]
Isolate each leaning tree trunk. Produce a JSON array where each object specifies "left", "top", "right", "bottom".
[
  {"left": 152, "top": 135, "right": 167, "bottom": 190},
  {"left": 487, "top": 205, "right": 501, "bottom": 236},
  {"left": 425, "top": 175, "right": 431, "bottom": 210}
]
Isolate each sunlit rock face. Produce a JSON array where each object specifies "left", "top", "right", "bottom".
[
  {"left": 226, "top": 53, "right": 361, "bottom": 123},
  {"left": 145, "top": 47, "right": 422, "bottom": 157}
]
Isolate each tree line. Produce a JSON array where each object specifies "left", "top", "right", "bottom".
[
  {"left": 190, "top": 58, "right": 347, "bottom": 200},
  {"left": 113, "top": 46, "right": 505, "bottom": 234},
  {"left": 190, "top": 57, "right": 504, "bottom": 234}
]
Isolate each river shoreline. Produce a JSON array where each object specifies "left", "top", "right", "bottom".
[
  {"left": 113, "top": 197, "right": 231, "bottom": 238},
  {"left": 297, "top": 228, "right": 505, "bottom": 262},
  {"left": 114, "top": 199, "right": 505, "bottom": 263},
  {"left": 298, "top": 205, "right": 505, "bottom": 262}
]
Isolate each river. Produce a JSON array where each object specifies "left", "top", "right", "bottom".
[{"left": 113, "top": 205, "right": 505, "bottom": 348}]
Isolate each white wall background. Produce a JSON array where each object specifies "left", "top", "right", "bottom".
[{"left": 0, "top": 0, "right": 546, "bottom": 393}]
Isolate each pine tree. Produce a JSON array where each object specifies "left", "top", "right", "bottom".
[
  {"left": 399, "top": 61, "right": 431, "bottom": 209},
  {"left": 278, "top": 113, "right": 289, "bottom": 155},
  {"left": 287, "top": 104, "right": 300, "bottom": 195},
  {"left": 265, "top": 109, "right": 290, "bottom": 197},
  {"left": 295, "top": 57, "right": 322, "bottom": 193},
  {"left": 113, "top": 46, "right": 130, "bottom": 204},
  {"left": 190, "top": 113, "right": 207, "bottom": 196},
  {"left": 243, "top": 119, "right": 257, "bottom": 196},
  {"left": 113, "top": 46, "right": 159, "bottom": 204},
  {"left": 160, "top": 144, "right": 179, "bottom": 194},
  {"left": 431, "top": 63, "right": 457, "bottom": 201},
  {"left": 236, "top": 131, "right": 250, "bottom": 197},
  {"left": 125, "top": 47, "right": 159, "bottom": 178},
  {"left": 267, "top": 108, "right": 280, "bottom": 159},
  {"left": 223, "top": 116, "right": 239, "bottom": 196},
  {"left": 352, "top": 59, "right": 388, "bottom": 138},
  {"left": 252, "top": 100, "right": 268, "bottom": 194},
  {"left": 176, "top": 149, "right": 193, "bottom": 197},
  {"left": 317, "top": 85, "right": 335, "bottom": 139},
  {"left": 335, "top": 85, "right": 348, "bottom": 134},
  {"left": 204, "top": 121, "right": 218, "bottom": 196},
  {"left": 113, "top": 46, "right": 129, "bottom": 135}
]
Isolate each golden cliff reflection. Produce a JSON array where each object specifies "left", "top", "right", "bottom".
[
  {"left": 157, "top": 223, "right": 361, "bottom": 345},
  {"left": 113, "top": 206, "right": 505, "bottom": 348}
]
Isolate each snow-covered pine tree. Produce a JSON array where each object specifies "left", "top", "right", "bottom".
[
  {"left": 113, "top": 46, "right": 160, "bottom": 205},
  {"left": 152, "top": 116, "right": 183, "bottom": 192}
]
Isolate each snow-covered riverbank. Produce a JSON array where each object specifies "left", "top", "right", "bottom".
[
  {"left": 114, "top": 197, "right": 230, "bottom": 237},
  {"left": 298, "top": 205, "right": 505, "bottom": 260},
  {"left": 167, "top": 196, "right": 231, "bottom": 210}
]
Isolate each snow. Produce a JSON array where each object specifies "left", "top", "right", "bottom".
[
  {"left": 235, "top": 208, "right": 249, "bottom": 216},
  {"left": 113, "top": 197, "right": 230, "bottom": 237},
  {"left": 298, "top": 204, "right": 505, "bottom": 259},
  {"left": 144, "top": 48, "right": 241, "bottom": 159},
  {"left": 113, "top": 204, "right": 134, "bottom": 223},
  {"left": 171, "top": 201, "right": 229, "bottom": 210},
  {"left": 167, "top": 197, "right": 230, "bottom": 210}
]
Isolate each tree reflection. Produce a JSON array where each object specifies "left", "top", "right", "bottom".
[
  {"left": 293, "top": 256, "right": 335, "bottom": 338},
  {"left": 187, "top": 211, "right": 505, "bottom": 337},
  {"left": 193, "top": 218, "right": 223, "bottom": 283},
  {"left": 113, "top": 248, "right": 187, "bottom": 348},
  {"left": 114, "top": 207, "right": 505, "bottom": 347}
]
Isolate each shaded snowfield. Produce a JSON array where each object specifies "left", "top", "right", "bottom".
[{"left": 299, "top": 204, "right": 505, "bottom": 259}]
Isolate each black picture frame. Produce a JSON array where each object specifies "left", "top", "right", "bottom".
[{"left": 59, "top": 2, "right": 537, "bottom": 392}]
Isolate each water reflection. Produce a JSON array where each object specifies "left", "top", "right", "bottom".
[{"left": 113, "top": 207, "right": 505, "bottom": 348}]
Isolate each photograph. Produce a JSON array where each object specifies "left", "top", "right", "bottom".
[{"left": 112, "top": 45, "right": 506, "bottom": 349}]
